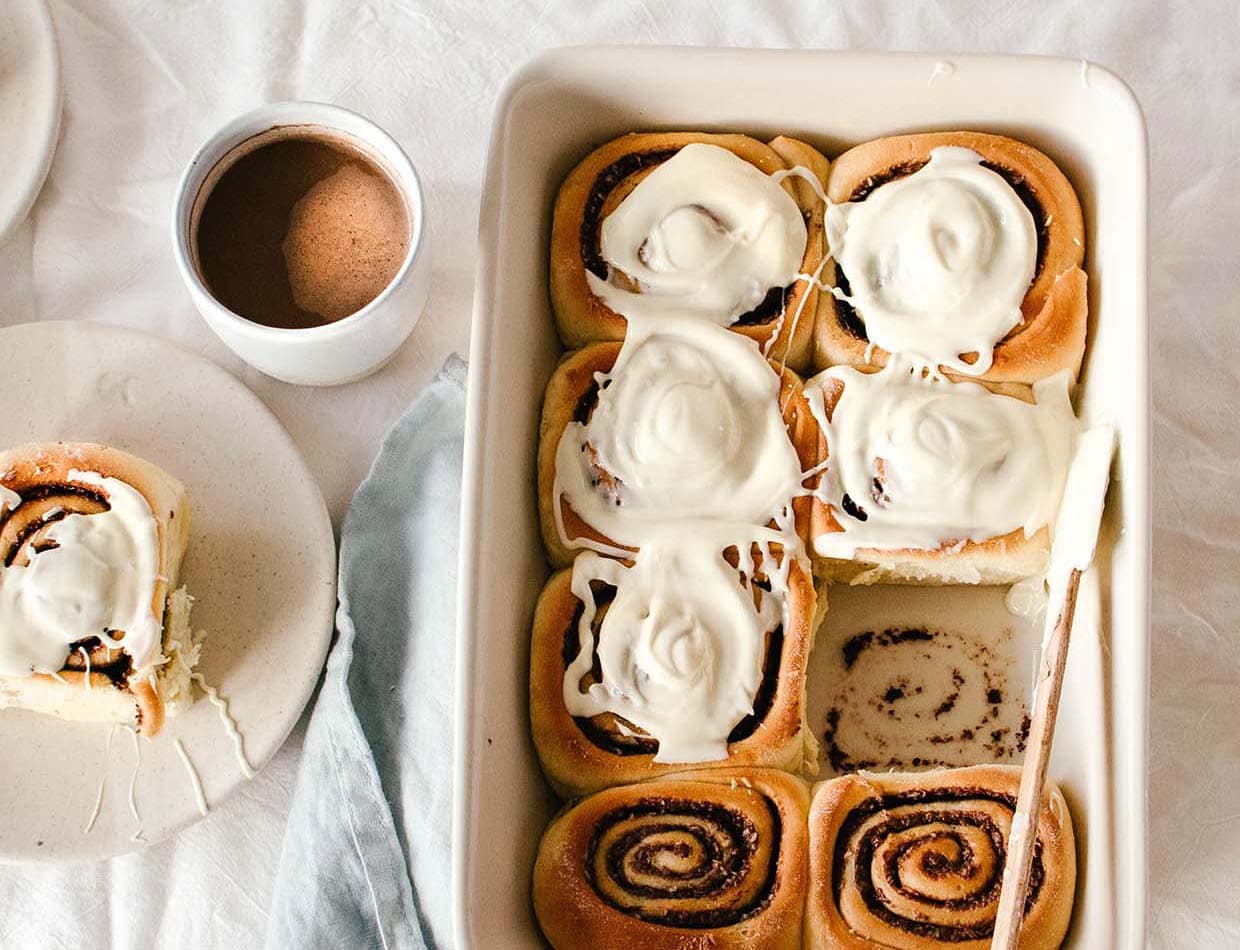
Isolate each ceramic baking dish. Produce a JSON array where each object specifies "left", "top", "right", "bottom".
[{"left": 453, "top": 47, "right": 1148, "bottom": 949}]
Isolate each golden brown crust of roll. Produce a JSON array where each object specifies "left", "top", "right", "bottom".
[
  {"left": 813, "top": 131, "right": 1087, "bottom": 384},
  {"left": 806, "top": 370, "right": 1052, "bottom": 585},
  {"left": 550, "top": 132, "right": 828, "bottom": 372},
  {"left": 0, "top": 442, "right": 192, "bottom": 737},
  {"left": 531, "top": 559, "right": 817, "bottom": 798},
  {"left": 806, "top": 765, "right": 1076, "bottom": 950},
  {"left": 538, "top": 344, "right": 820, "bottom": 569},
  {"left": 536, "top": 342, "right": 630, "bottom": 568},
  {"left": 533, "top": 768, "right": 810, "bottom": 950}
]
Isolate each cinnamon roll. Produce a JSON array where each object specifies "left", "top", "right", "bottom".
[
  {"left": 806, "top": 361, "right": 1077, "bottom": 585},
  {"left": 538, "top": 322, "right": 821, "bottom": 568},
  {"left": 551, "top": 132, "right": 829, "bottom": 371},
  {"left": 814, "top": 131, "right": 1086, "bottom": 384},
  {"left": 530, "top": 552, "right": 816, "bottom": 798},
  {"left": 533, "top": 767, "right": 810, "bottom": 950},
  {"left": 806, "top": 766, "right": 1076, "bottom": 949},
  {"left": 0, "top": 443, "right": 198, "bottom": 737}
]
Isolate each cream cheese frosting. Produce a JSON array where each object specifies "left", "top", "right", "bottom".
[
  {"left": 586, "top": 143, "right": 808, "bottom": 324},
  {"left": 563, "top": 540, "right": 779, "bottom": 763},
  {"left": 809, "top": 362, "right": 1075, "bottom": 557},
  {"left": 554, "top": 317, "right": 809, "bottom": 763},
  {"left": 0, "top": 471, "right": 162, "bottom": 678},
  {"left": 553, "top": 314, "right": 802, "bottom": 551},
  {"left": 827, "top": 146, "right": 1037, "bottom": 375}
]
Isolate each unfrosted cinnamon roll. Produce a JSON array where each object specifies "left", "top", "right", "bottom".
[
  {"left": 814, "top": 131, "right": 1086, "bottom": 384},
  {"left": 806, "top": 766, "right": 1076, "bottom": 949},
  {"left": 533, "top": 767, "right": 810, "bottom": 950},
  {"left": 530, "top": 553, "right": 817, "bottom": 798},
  {"left": 551, "top": 131, "right": 829, "bottom": 371},
  {"left": 0, "top": 442, "right": 198, "bottom": 737}
]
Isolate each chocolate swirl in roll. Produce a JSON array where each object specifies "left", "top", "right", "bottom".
[
  {"left": 832, "top": 158, "right": 1052, "bottom": 343},
  {"left": 550, "top": 131, "right": 829, "bottom": 371},
  {"left": 537, "top": 338, "right": 821, "bottom": 570},
  {"left": 587, "top": 795, "right": 778, "bottom": 928},
  {"left": 807, "top": 766, "right": 1076, "bottom": 950},
  {"left": 0, "top": 442, "right": 195, "bottom": 738},
  {"left": 0, "top": 481, "right": 140, "bottom": 688},
  {"left": 533, "top": 769, "right": 810, "bottom": 950},
  {"left": 561, "top": 579, "right": 785, "bottom": 759},
  {"left": 832, "top": 786, "right": 1041, "bottom": 941},
  {"left": 814, "top": 131, "right": 1087, "bottom": 386},
  {"left": 529, "top": 554, "right": 815, "bottom": 800}
]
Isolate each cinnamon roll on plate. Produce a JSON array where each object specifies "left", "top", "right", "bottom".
[
  {"left": 0, "top": 442, "right": 198, "bottom": 737},
  {"left": 814, "top": 131, "right": 1087, "bottom": 385},
  {"left": 551, "top": 132, "right": 829, "bottom": 371},
  {"left": 806, "top": 765, "right": 1076, "bottom": 949},
  {"left": 533, "top": 767, "right": 810, "bottom": 950},
  {"left": 530, "top": 551, "right": 817, "bottom": 798},
  {"left": 806, "top": 361, "right": 1077, "bottom": 585}
]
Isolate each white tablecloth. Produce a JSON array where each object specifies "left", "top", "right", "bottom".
[{"left": 0, "top": 1, "right": 1234, "bottom": 947}]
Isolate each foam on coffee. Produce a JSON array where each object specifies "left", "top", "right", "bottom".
[{"left": 192, "top": 126, "right": 410, "bottom": 330}]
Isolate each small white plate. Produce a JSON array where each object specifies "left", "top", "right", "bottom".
[
  {"left": 0, "top": 0, "right": 61, "bottom": 244},
  {"left": 0, "top": 321, "right": 337, "bottom": 862}
]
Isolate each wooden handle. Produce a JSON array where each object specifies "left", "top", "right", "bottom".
[{"left": 990, "top": 568, "right": 1082, "bottom": 950}]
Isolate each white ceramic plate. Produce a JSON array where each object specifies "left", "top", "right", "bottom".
[
  {"left": 0, "top": 0, "right": 61, "bottom": 244},
  {"left": 0, "top": 321, "right": 336, "bottom": 862}
]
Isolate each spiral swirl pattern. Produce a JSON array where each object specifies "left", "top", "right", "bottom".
[
  {"left": 807, "top": 771, "right": 1075, "bottom": 950},
  {"left": 533, "top": 769, "right": 809, "bottom": 950},
  {"left": 834, "top": 789, "right": 1041, "bottom": 941},
  {"left": 588, "top": 796, "right": 775, "bottom": 927}
]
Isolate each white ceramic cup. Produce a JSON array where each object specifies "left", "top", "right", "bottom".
[{"left": 171, "top": 101, "right": 430, "bottom": 386}]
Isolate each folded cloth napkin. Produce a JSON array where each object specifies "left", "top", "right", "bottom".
[{"left": 266, "top": 356, "right": 466, "bottom": 950}]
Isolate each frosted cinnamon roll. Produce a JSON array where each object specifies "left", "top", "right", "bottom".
[
  {"left": 530, "top": 550, "right": 816, "bottom": 798},
  {"left": 538, "top": 321, "right": 820, "bottom": 568},
  {"left": 0, "top": 443, "right": 198, "bottom": 737},
  {"left": 533, "top": 767, "right": 809, "bottom": 950},
  {"left": 814, "top": 131, "right": 1086, "bottom": 384},
  {"left": 806, "top": 362, "right": 1076, "bottom": 585},
  {"left": 551, "top": 132, "right": 829, "bottom": 371},
  {"left": 806, "top": 766, "right": 1076, "bottom": 949}
]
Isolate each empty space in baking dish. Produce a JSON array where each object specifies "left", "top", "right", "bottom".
[
  {"left": 807, "top": 585, "right": 1040, "bottom": 777},
  {"left": 454, "top": 48, "right": 1147, "bottom": 950}
]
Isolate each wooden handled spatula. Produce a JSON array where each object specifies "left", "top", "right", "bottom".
[{"left": 990, "top": 424, "right": 1116, "bottom": 950}]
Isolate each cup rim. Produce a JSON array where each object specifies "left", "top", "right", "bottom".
[{"left": 171, "top": 100, "right": 427, "bottom": 343}]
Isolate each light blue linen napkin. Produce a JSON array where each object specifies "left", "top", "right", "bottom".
[{"left": 266, "top": 356, "right": 466, "bottom": 950}]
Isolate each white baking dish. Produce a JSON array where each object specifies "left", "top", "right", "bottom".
[{"left": 453, "top": 47, "right": 1148, "bottom": 949}]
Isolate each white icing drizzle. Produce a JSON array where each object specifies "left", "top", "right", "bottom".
[
  {"left": 79, "top": 646, "right": 92, "bottom": 690},
  {"left": 0, "top": 471, "right": 162, "bottom": 678},
  {"left": 0, "top": 484, "right": 20, "bottom": 513},
  {"left": 124, "top": 725, "right": 143, "bottom": 842},
  {"left": 555, "top": 316, "right": 810, "bottom": 764},
  {"left": 809, "top": 361, "right": 1076, "bottom": 556},
  {"left": 82, "top": 724, "right": 120, "bottom": 834},
  {"left": 174, "top": 739, "right": 210, "bottom": 817},
  {"left": 192, "top": 671, "right": 256, "bottom": 779},
  {"left": 826, "top": 146, "right": 1037, "bottom": 375},
  {"left": 586, "top": 143, "right": 808, "bottom": 325},
  {"left": 554, "top": 315, "right": 802, "bottom": 550}
]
